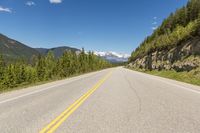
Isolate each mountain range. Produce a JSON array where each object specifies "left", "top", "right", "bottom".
[
  {"left": 0, "top": 33, "right": 129, "bottom": 63},
  {"left": 94, "top": 51, "right": 130, "bottom": 63}
]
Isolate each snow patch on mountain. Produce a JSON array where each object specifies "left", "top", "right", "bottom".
[{"left": 93, "top": 51, "right": 130, "bottom": 63}]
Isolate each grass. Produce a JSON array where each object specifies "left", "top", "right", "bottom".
[
  {"left": 0, "top": 78, "right": 60, "bottom": 94},
  {"left": 128, "top": 67, "right": 200, "bottom": 86}
]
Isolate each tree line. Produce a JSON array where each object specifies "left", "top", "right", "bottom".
[
  {"left": 0, "top": 49, "right": 112, "bottom": 91},
  {"left": 130, "top": 0, "right": 200, "bottom": 61}
]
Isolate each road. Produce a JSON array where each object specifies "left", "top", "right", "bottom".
[{"left": 0, "top": 67, "right": 200, "bottom": 133}]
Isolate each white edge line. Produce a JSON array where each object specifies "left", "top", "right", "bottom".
[
  {"left": 0, "top": 69, "right": 111, "bottom": 105},
  {"left": 0, "top": 69, "right": 109, "bottom": 104},
  {"left": 155, "top": 78, "right": 200, "bottom": 94},
  {"left": 127, "top": 69, "right": 200, "bottom": 94},
  {"left": 0, "top": 82, "right": 68, "bottom": 105}
]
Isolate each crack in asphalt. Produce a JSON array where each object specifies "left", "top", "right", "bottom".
[{"left": 122, "top": 71, "right": 142, "bottom": 114}]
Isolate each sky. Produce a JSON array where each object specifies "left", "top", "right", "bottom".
[{"left": 0, "top": 0, "right": 188, "bottom": 54}]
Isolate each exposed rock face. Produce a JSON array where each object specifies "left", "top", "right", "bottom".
[{"left": 129, "top": 36, "right": 200, "bottom": 72}]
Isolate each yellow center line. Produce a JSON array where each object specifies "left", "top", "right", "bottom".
[{"left": 39, "top": 71, "right": 112, "bottom": 133}]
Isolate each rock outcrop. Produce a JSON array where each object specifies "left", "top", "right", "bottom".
[{"left": 129, "top": 35, "right": 200, "bottom": 72}]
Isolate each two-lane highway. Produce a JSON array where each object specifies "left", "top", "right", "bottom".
[{"left": 0, "top": 67, "right": 200, "bottom": 133}]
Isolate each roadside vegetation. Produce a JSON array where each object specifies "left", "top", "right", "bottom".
[
  {"left": 129, "top": 67, "right": 200, "bottom": 86},
  {"left": 129, "top": 0, "right": 200, "bottom": 61},
  {"left": 128, "top": 0, "right": 200, "bottom": 86},
  {"left": 0, "top": 49, "right": 112, "bottom": 92}
]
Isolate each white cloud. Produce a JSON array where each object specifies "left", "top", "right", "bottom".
[
  {"left": 0, "top": 6, "right": 12, "bottom": 13},
  {"left": 152, "top": 26, "right": 158, "bottom": 30},
  {"left": 26, "top": 1, "right": 36, "bottom": 6},
  {"left": 49, "top": 0, "right": 62, "bottom": 4},
  {"left": 152, "top": 21, "right": 157, "bottom": 25},
  {"left": 151, "top": 17, "right": 158, "bottom": 30}
]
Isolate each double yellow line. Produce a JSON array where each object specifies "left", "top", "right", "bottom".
[{"left": 40, "top": 71, "right": 112, "bottom": 133}]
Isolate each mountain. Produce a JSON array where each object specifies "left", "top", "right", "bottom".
[
  {"left": 94, "top": 51, "right": 130, "bottom": 63},
  {"left": 0, "top": 33, "right": 129, "bottom": 63},
  {"left": 35, "top": 46, "right": 80, "bottom": 58},
  {"left": 129, "top": 0, "right": 200, "bottom": 72},
  {"left": 0, "top": 33, "right": 39, "bottom": 61},
  {"left": 0, "top": 33, "right": 81, "bottom": 61}
]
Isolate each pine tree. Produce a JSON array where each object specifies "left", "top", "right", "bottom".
[
  {"left": 4, "top": 64, "right": 17, "bottom": 88},
  {"left": 0, "top": 47, "right": 111, "bottom": 91},
  {"left": 36, "top": 55, "right": 46, "bottom": 81},
  {"left": 0, "top": 55, "right": 5, "bottom": 79},
  {"left": 79, "top": 48, "right": 87, "bottom": 73},
  {"left": 45, "top": 51, "right": 56, "bottom": 79},
  {"left": 25, "top": 66, "right": 37, "bottom": 83},
  {"left": 0, "top": 55, "right": 5, "bottom": 90}
]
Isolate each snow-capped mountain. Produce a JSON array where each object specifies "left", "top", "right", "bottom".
[{"left": 93, "top": 51, "right": 130, "bottom": 63}]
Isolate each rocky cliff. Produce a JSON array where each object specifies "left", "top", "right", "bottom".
[{"left": 129, "top": 31, "right": 200, "bottom": 72}]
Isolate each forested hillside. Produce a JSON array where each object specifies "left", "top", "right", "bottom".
[
  {"left": 35, "top": 46, "right": 80, "bottom": 58},
  {"left": 0, "top": 49, "right": 112, "bottom": 91},
  {"left": 0, "top": 34, "right": 39, "bottom": 61},
  {"left": 128, "top": 0, "right": 200, "bottom": 85},
  {"left": 129, "top": 0, "right": 200, "bottom": 62}
]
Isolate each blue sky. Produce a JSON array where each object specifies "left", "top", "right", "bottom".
[{"left": 0, "top": 0, "right": 188, "bottom": 54}]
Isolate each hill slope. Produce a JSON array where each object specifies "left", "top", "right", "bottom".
[
  {"left": 0, "top": 34, "right": 39, "bottom": 61},
  {"left": 129, "top": 0, "right": 200, "bottom": 72},
  {"left": 35, "top": 47, "right": 80, "bottom": 58}
]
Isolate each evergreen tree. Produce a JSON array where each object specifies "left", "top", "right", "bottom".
[
  {"left": 36, "top": 55, "right": 46, "bottom": 81},
  {"left": 0, "top": 47, "right": 111, "bottom": 91},
  {"left": 0, "top": 55, "right": 5, "bottom": 90},
  {"left": 4, "top": 64, "right": 17, "bottom": 88},
  {"left": 0, "top": 55, "right": 5, "bottom": 79},
  {"left": 45, "top": 51, "right": 56, "bottom": 79}
]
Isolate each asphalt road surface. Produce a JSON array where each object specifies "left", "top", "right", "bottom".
[{"left": 0, "top": 67, "right": 200, "bottom": 133}]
